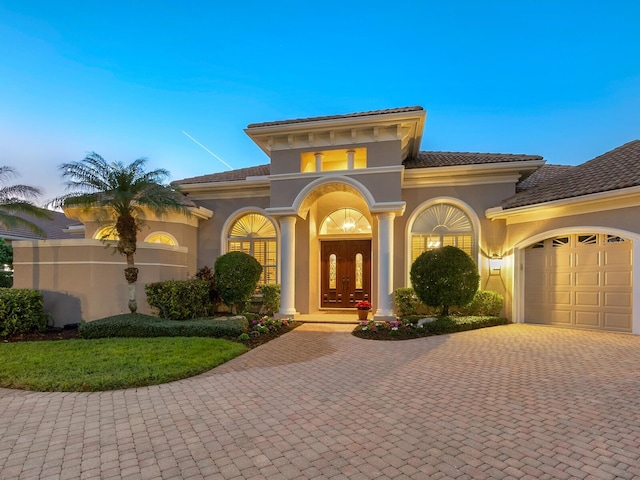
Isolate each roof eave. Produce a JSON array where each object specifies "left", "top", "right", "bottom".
[{"left": 486, "top": 185, "right": 640, "bottom": 223}]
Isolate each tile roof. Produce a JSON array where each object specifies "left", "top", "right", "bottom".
[
  {"left": 173, "top": 164, "right": 270, "bottom": 185},
  {"left": 405, "top": 151, "right": 543, "bottom": 168},
  {"left": 246, "top": 106, "right": 424, "bottom": 129},
  {"left": 0, "top": 210, "right": 78, "bottom": 240},
  {"left": 175, "top": 150, "right": 544, "bottom": 186},
  {"left": 501, "top": 140, "right": 640, "bottom": 209},
  {"left": 516, "top": 164, "right": 575, "bottom": 192}
]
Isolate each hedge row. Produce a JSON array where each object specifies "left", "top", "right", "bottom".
[
  {"left": 0, "top": 288, "right": 46, "bottom": 337},
  {"left": 145, "top": 280, "right": 210, "bottom": 320},
  {"left": 79, "top": 313, "right": 247, "bottom": 339}
]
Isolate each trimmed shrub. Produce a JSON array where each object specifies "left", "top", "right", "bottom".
[
  {"left": 79, "top": 313, "right": 248, "bottom": 339},
  {"left": 410, "top": 246, "right": 480, "bottom": 315},
  {"left": 0, "top": 288, "right": 47, "bottom": 337},
  {"left": 423, "top": 316, "right": 509, "bottom": 335},
  {"left": 145, "top": 280, "right": 210, "bottom": 320},
  {"left": 214, "top": 252, "right": 262, "bottom": 314},
  {"left": 259, "top": 284, "right": 280, "bottom": 315},
  {"left": 457, "top": 290, "right": 504, "bottom": 316},
  {"left": 394, "top": 287, "right": 420, "bottom": 316},
  {"left": 0, "top": 271, "right": 13, "bottom": 288},
  {"left": 194, "top": 266, "right": 221, "bottom": 314}
]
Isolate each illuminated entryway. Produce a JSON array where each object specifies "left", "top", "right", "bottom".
[{"left": 318, "top": 207, "right": 372, "bottom": 309}]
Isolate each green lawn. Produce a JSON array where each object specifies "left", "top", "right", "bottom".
[{"left": 0, "top": 337, "right": 247, "bottom": 392}]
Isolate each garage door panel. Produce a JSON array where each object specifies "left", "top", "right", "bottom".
[
  {"left": 574, "top": 271, "right": 599, "bottom": 287},
  {"left": 604, "top": 292, "right": 631, "bottom": 308},
  {"left": 604, "top": 249, "right": 632, "bottom": 266},
  {"left": 604, "top": 271, "right": 632, "bottom": 287},
  {"left": 526, "top": 289, "right": 546, "bottom": 305},
  {"left": 604, "top": 313, "right": 632, "bottom": 330},
  {"left": 549, "top": 309, "right": 572, "bottom": 324},
  {"left": 549, "top": 253, "right": 572, "bottom": 268},
  {"left": 575, "top": 250, "right": 600, "bottom": 267},
  {"left": 550, "top": 272, "right": 571, "bottom": 286},
  {"left": 525, "top": 233, "right": 632, "bottom": 333},
  {"left": 575, "top": 310, "right": 600, "bottom": 327},
  {"left": 550, "top": 290, "right": 571, "bottom": 305},
  {"left": 575, "top": 291, "right": 599, "bottom": 306}
]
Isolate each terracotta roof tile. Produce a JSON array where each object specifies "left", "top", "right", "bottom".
[
  {"left": 405, "top": 151, "right": 543, "bottom": 168},
  {"left": 246, "top": 106, "right": 424, "bottom": 129},
  {"left": 173, "top": 164, "right": 270, "bottom": 185},
  {"left": 502, "top": 140, "right": 640, "bottom": 209},
  {"left": 516, "top": 164, "right": 575, "bottom": 192}
]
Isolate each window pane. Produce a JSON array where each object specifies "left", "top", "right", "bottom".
[
  {"left": 355, "top": 253, "right": 363, "bottom": 289},
  {"left": 329, "top": 254, "right": 337, "bottom": 289}
]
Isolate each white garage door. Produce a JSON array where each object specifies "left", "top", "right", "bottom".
[{"left": 525, "top": 233, "right": 633, "bottom": 332}]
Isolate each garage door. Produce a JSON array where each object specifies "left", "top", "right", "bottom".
[{"left": 525, "top": 233, "right": 633, "bottom": 332}]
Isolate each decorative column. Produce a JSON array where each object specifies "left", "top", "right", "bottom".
[
  {"left": 314, "top": 153, "right": 323, "bottom": 172},
  {"left": 277, "top": 216, "right": 298, "bottom": 317},
  {"left": 374, "top": 212, "right": 396, "bottom": 320},
  {"left": 346, "top": 150, "right": 355, "bottom": 170}
]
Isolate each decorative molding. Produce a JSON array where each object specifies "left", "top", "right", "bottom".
[
  {"left": 244, "top": 110, "right": 426, "bottom": 160},
  {"left": 269, "top": 165, "right": 404, "bottom": 182}
]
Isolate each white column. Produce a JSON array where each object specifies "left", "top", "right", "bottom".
[
  {"left": 346, "top": 150, "right": 355, "bottom": 170},
  {"left": 278, "top": 216, "right": 298, "bottom": 317},
  {"left": 374, "top": 212, "right": 396, "bottom": 320},
  {"left": 314, "top": 153, "right": 323, "bottom": 172}
]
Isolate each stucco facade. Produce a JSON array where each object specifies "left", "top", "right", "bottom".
[{"left": 12, "top": 106, "right": 640, "bottom": 333}]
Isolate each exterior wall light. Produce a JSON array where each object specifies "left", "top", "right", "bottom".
[{"left": 489, "top": 254, "right": 503, "bottom": 273}]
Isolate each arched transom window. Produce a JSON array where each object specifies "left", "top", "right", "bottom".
[
  {"left": 228, "top": 213, "right": 277, "bottom": 284},
  {"left": 145, "top": 232, "right": 178, "bottom": 246},
  {"left": 94, "top": 225, "right": 118, "bottom": 240},
  {"left": 411, "top": 203, "right": 476, "bottom": 262},
  {"left": 320, "top": 208, "right": 371, "bottom": 235}
]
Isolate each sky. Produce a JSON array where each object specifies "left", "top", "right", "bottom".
[{"left": 0, "top": 1, "right": 639, "bottom": 205}]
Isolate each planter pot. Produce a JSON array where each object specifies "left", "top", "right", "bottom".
[{"left": 357, "top": 309, "right": 370, "bottom": 321}]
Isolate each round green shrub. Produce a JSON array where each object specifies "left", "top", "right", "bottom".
[
  {"left": 410, "top": 246, "right": 480, "bottom": 315},
  {"left": 457, "top": 290, "right": 504, "bottom": 316},
  {"left": 214, "top": 252, "right": 263, "bottom": 314}
]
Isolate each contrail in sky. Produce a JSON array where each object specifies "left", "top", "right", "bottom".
[{"left": 181, "top": 130, "right": 233, "bottom": 170}]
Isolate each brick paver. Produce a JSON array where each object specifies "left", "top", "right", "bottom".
[{"left": 2, "top": 324, "right": 640, "bottom": 479}]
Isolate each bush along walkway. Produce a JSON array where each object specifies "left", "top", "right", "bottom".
[{"left": 352, "top": 315, "right": 509, "bottom": 340}]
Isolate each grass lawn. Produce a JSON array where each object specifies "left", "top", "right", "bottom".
[{"left": 0, "top": 337, "right": 247, "bottom": 392}]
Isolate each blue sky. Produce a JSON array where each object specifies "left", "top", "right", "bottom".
[{"left": 1, "top": 1, "right": 638, "bottom": 203}]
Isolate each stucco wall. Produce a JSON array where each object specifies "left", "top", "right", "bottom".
[{"left": 13, "top": 240, "right": 189, "bottom": 325}]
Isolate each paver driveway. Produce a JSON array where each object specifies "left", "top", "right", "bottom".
[{"left": 1, "top": 324, "right": 640, "bottom": 479}]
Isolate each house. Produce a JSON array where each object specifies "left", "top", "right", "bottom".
[{"left": 13, "top": 106, "right": 640, "bottom": 333}]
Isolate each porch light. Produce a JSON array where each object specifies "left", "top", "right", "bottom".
[
  {"left": 489, "top": 254, "right": 503, "bottom": 272},
  {"left": 342, "top": 216, "right": 356, "bottom": 232}
]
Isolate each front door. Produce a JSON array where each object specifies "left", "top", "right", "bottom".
[{"left": 321, "top": 240, "right": 371, "bottom": 308}]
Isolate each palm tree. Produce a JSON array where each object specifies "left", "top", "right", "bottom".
[
  {"left": 52, "top": 152, "right": 191, "bottom": 313},
  {"left": 0, "top": 166, "right": 52, "bottom": 236}
]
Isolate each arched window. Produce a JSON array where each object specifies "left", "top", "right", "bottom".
[
  {"left": 410, "top": 203, "right": 476, "bottom": 262},
  {"left": 320, "top": 208, "right": 371, "bottom": 235},
  {"left": 94, "top": 225, "right": 118, "bottom": 240},
  {"left": 227, "top": 213, "right": 277, "bottom": 284},
  {"left": 144, "top": 232, "right": 178, "bottom": 246}
]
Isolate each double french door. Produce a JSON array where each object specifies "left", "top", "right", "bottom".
[{"left": 321, "top": 240, "right": 371, "bottom": 308}]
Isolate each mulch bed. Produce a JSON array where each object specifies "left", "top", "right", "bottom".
[
  {"left": 352, "top": 328, "right": 429, "bottom": 341},
  {"left": 2, "top": 328, "right": 80, "bottom": 343}
]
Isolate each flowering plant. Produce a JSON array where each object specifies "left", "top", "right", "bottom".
[{"left": 355, "top": 300, "right": 372, "bottom": 310}]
